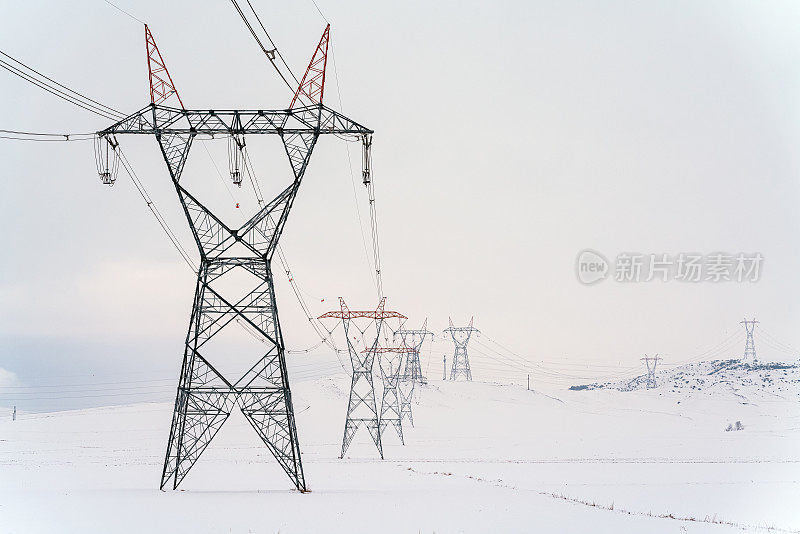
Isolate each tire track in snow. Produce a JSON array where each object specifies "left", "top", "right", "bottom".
[{"left": 402, "top": 465, "right": 800, "bottom": 533}]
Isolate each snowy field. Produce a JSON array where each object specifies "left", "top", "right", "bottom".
[{"left": 0, "top": 375, "right": 798, "bottom": 533}]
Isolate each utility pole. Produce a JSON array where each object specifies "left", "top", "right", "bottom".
[
  {"left": 443, "top": 317, "right": 479, "bottom": 381},
  {"left": 740, "top": 318, "right": 759, "bottom": 364},
  {"left": 12, "top": 406, "right": 16, "bottom": 422},
  {"left": 527, "top": 375, "right": 530, "bottom": 391},
  {"left": 97, "top": 24, "right": 373, "bottom": 493},
  {"left": 640, "top": 354, "right": 662, "bottom": 389}
]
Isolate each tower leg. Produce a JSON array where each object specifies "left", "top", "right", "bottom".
[
  {"left": 410, "top": 350, "right": 424, "bottom": 383},
  {"left": 161, "top": 260, "right": 306, "bottom": 491},
  {"left": 341, "top": 368, "right": 383, "bottom": 458},
  {"left": 399, "top": 380, "right": 414, "bottom": 427},
  {"left": 161, "top": 268, "right": 235, "bottom": 490},
  {"left": 235, "top": 266, "right": 306, "bottom": 490},
  {"left": 379, "top": 375, "right": 404, "bottom": 444}
]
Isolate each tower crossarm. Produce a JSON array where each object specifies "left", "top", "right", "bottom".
[
  {"left": 98, "top": 103, "right": 373, "bottom": 137},
  {"left": 396, "top": 329, "right": 434, "bottom": 337},
  {"left": 318, "top": 310, "right": 407, "bottom": 320},
  {"left": 396, "top": 329, "right": 432, "bottom": 335},
  {"left": 362, "top": 347, "right": 415, "bottom": 354},
  {"left": 443, "top": 327, "right": 480, "bottom": 335}
]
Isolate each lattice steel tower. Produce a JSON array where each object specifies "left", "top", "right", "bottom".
[
  {"left": 96, "top": 25, "right": 373, "bottom": 491},
  {"left": 398, "top": 376, "right": 415, "bottom": 426},
  {"left": 395, "top": 319, "right": 433, "bottom": 384},
  {"left": 740, "top": 318, "right": 759, "bottom": 364},
  {"left": 640, "top": 354, "right": 661, "bottom": 389},
  {"left": 318, "top": 298, "right": 406, "bottom": 458},
  {"left": 374, "top": 347, "right": 414, "bottom": 443},
  {"left": 443, "top": 318, "right": 479, "bottom": 381}
]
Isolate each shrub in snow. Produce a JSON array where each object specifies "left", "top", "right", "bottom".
[{"left": 725, "top": 421, "right": 744, "bottom": 431}]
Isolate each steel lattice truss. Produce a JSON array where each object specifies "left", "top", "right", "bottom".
[
  {"left": 443, "top": 318, "right": 479, "bottom": 381},
  {"left": 398, "top": 377, "right": 415, "bottom": 426},
  {"left": 318, "top": 298, "right": 406, "bottom": 458},
  {"left": 371, "top": 347, "right": 415, "bottom": 443},
  {"left": 97, "top": 25, "right": 372, "bottom": 492},
  {"left": 740, "top": 318, "right": 759, "bottom": 364},
  {"left": 395, "top": 319, "right": 433, "bottom": 384},
  {"left": 640, "top": 355, "right": 661, "bottom": 390},
  {"left": 102, "top": 103, "right": 370, "bottom": 138}
]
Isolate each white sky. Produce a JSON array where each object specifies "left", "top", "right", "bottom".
[{"left": 2, "top": 0, "right": 800, "bottom": 408}]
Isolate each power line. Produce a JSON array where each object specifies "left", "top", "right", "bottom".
[
  {"left": 103, "top": 0, "right": 145, "bottom": 25},
  {"left": 331, "top": 46, "right": 378, "bottom": 289},
  {"left": 0, "top": 57, "right": 119, "bottom": 120},
  {"left": 225, "top": 5, "right": 382, "bottom": 315},
  {"left": 0, "top": 390, "right": 175, "bottom": 402},
  {"left": 2, "top": 383, "right": 176, "bottom": 396},
  {"left": 307, "top": 0, "right": 330, "bottom": 23},
  {"left": 124, "top": 141, "right": 333, "bottom": 355},
  {"left": 0, "top": 129, "right": 95, "bottom": 138},
  {"left": 116, "top": 148, "right": 197, "bottom": 271},
  {"left": 0, "top": 50, "right": 124, "bottom": 120},
  {"left": 244, "top": 0, "right": 301, "bottom": 85},
  {"left": 759, "top": 328, "right": 800, "bottom": 354},
  {"left": 329, "top": 43, "right": 384, "bottom": 298},
  {"left": 0, "top": 377, "right": 174, "bottom": 389},
  {"left": 203, "top": 133, "right": 343, "bottom": 359},
  {"left": 0, "top": 133, "right": 94, "bottom": 142},
  {"left": 236, "top": 140, "right": 345, "bottom": 359},
  {"left": 229, "top": 0, "right": 297, "bottom": 94}
]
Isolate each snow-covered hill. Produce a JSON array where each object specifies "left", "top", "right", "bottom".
[
  {"left": 0, "top": 373, "right": 798, "bottom": 533},
  {"left": 571, "top": 358, "right": 800, "bottom": 397}
]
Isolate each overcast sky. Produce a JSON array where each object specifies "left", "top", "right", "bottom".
[{"left": 2, "top": 0, "right": 800, "bottom": 410}]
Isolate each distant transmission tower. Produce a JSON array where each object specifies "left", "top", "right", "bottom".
[
  {"left": 373, "top": 347, "right": 414, "bottom": 443},
  {"left": 443, "top": 318, "right": 479, "bottom": 381},
  {"left": 319, "top": 298, "right": 406, "bottom": 458},
  {"left": 394, "top": 321, "right": 433, "bottom": 425},
  {"left": 640, "top": 354, "right": 661, "bottom": 389},
  {"left": 740, "top": 318, "right": 759, "bottom": 364},
  {"left": 398, "top": 376, "right": 415, "bottom": 426},
  {"left": 395, "top": 319, "right": 434, "bottom": 384}
]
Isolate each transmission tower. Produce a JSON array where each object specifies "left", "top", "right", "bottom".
[
  {"left": 395, "top": 319, "right": 434, "bottom": 384},
  {"left": 96, "top": 25, "right": 373, "bottom": 492},
  {"left": 394, "top": 320, "right": 432, "bottom": 426},
  {"left": 372, "top": 347, "right": 414, "bottom": 443},
  {"left": 740, "top": 318, "right": 759, "bottom": 364},
  {"left": 318, "top": 298, "right": 406, "bottom": 458},
  {"left": 640, "top": 354, "right": 661, "bottom": 389},
  {"left": 443, "top": 318, "right": 479, "bottom": 381},
  {"left": 398, "top": 376, "right": 415, "bottom": 426}
]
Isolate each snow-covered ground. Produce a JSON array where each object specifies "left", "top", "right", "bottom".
[{"left": 0, "top": 368, "right": 798, "bottom": 533}]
